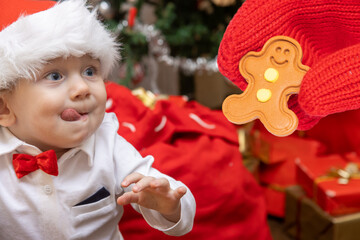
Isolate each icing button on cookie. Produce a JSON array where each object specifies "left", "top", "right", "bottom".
[
  {"left": 264, "top": 68, "right": 279, "bottom": 82},
  {"left": 222, "top": 36, "right": 310, "bottom": 137},
  {"left": 257, "top": 88, "right": 272, "bottom": 102}
]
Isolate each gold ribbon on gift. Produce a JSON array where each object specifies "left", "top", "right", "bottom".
[
  {"left": 261, "top": 182, "right": 287, "bottom": 192},
  {"left": 312, "top": 162, "right": 360, "bottom": 211},
  {"left": 237, "top": 122, "right": 254, "bottom": 159},
  {"left": 315, "top": 162, "right": 360, "bottom": 185},
  {"left": 132, "top": 88, "right": 157, "bottom": 109},
  {"left": 132, "top": 88, "right": 170, "bottom": 109}
]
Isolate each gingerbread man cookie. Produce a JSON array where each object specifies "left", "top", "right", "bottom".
[{"left": 222, "top": 36, "right": 310, "bottom": 137}]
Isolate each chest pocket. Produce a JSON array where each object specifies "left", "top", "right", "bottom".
[{"left": 71, "top": 187, "right": 115, "bottom": 223}]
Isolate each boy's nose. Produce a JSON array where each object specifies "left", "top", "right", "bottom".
[{"left": 69, "top": 75, "right": 90, "bottom": 100}]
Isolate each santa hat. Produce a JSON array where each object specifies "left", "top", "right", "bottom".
[
  {"left": 0, "top": 0, "right": 120, "bottom": 90},
  {"left": 217, "top": 0, "right": 360, "bottom": 130}
]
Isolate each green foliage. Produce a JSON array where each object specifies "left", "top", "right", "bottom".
[
  {"left": 120, "top": 29, "right": 148, "bottom": 62},
  {"left": 154, "top": 0, "right": 242, "bottom": 58},
  {"left": 102, "top": 0, "right": 243, "bottom": 85},
  {"left": 119, "top": 28, "right": 148, "bottom": 86}
]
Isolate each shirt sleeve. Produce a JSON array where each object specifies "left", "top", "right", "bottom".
[{"left": 113, "top": 133, "right": 196, "bottom": 236}]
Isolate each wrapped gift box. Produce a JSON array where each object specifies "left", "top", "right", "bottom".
[
  {"left": 260, "top": 157, "right": 297, "bottom": 217},
  {"left": 296, "top": 153, "right": 360, "bottom": 216},
  {"left": 285, "top": 185, "right": 360, "bottom": 240},
  {"left": 248, "top": 123, "right": 325, "bottom": 217},
  {"left": 249, "top": 122, "right": 324, "bottom": 164},
  {"left": 237, "top": 125, "right": 261, "bottom": 182}
]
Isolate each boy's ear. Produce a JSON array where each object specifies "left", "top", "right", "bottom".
[{"left": 0, "top": 96, "right": 15, "bottom": 127}]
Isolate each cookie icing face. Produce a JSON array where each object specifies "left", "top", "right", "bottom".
[
  {"left": 222, "top": 36, "right": 310, "bottom": 137},
  {"left": 269, "top": 41, "right": 295, "bottom": 67}
]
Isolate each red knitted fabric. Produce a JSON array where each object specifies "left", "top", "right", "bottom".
[{"left": 218, "top": 0, "right": 360, "bottom": 130}]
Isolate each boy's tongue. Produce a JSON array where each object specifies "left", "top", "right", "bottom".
[{"left": 61, "top": 109, "right": 81, "bottom": 121}]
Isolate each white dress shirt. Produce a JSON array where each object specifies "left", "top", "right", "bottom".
[{"left": 0, "top": 112, "right": 196, "bottom": 240}]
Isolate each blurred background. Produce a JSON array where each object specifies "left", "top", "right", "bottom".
[{"left": 89, "top": 0, "right": 243, "bottom": 109}]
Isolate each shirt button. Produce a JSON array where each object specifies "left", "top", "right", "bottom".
[{"left": 43, "top": 185, "right": 53, "bottom": 195}]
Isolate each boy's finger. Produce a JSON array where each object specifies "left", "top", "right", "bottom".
[
  {"left": 174, "top": 186, "right": 187, "bottom": 199},
  {"left": 132, "top": 176, "right": 156, "bottom": 192},
  {"left": 121, "top": 172, "right": 144, "bottom": 187},
  {"left": 117, "top": 192, "right": 139, "bottom": 205},
  {"left": 150, "top": 177, "right": 169, "bottom": 189}
]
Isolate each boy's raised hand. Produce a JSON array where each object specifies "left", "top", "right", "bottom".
[{"left": 117, "top": 172, "right": 187, "bottom": 223}]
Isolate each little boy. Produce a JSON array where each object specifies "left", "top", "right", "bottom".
[{"left": 0, "top": 0, "right": 195, "bottom": 239}]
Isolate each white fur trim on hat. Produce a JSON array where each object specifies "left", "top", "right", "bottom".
[{"left": 0, "top": 0, "right": 120, "bottom": 90}]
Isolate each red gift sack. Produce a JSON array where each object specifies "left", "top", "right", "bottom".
[{"left": 105, "top": 82, "right": 272, "bottom": 240}]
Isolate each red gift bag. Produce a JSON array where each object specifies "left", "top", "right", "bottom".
[{"left": 105, "top": 82, "right": 272, "bottom": 240}]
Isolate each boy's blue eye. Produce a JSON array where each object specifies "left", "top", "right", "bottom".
[
  {"left": 84, "top": 67, "right": 95, "bottom": 77},
  {"left": 45, "top": 72, "right": 63, "bottom": 81}
]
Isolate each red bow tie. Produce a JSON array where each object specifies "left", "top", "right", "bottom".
[{"left": 12, "top": 150, "right": 58, "bottom": 179}]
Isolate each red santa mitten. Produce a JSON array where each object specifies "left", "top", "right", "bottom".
[{"left": 218, "top": 0, "right": 360, "bottom": 130}]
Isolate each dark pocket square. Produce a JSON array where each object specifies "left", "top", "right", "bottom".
[{"left": 75, "top": 187, "right": 110, "bottom": 206}]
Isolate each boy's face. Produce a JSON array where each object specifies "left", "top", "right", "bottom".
[{"left": 4, "top": 55, "right": 107, "bottom": 155}]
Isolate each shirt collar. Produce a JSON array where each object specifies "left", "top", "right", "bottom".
[
  {"left": 0, "top": 127, "right": 41, "bottom": 155},
  {"left": 0, "top": 126, "right": 95, "bottom": 167},
  {"left": 66, "top": 134, "right": 95, "bottom": 167}
]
